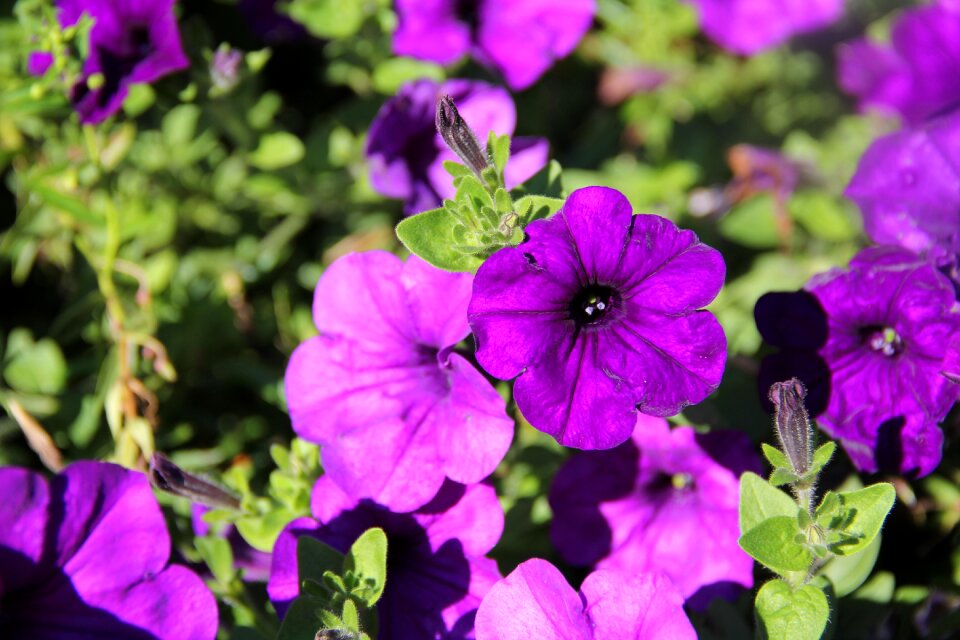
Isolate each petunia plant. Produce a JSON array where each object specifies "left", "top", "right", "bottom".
[{"left": 739, "top": 379, "right": 896, "bottom": 640}]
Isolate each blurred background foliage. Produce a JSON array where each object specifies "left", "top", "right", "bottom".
[{"left": 1, "top": 0, "right": 958, "bottom": 638}]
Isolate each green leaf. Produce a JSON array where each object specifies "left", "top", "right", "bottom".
[
  {"left": 276, "top": 595, "right": 325, "bottom": 640},
  {"left": 489, "top": 132, "right": 510, "bottom": 177},
  {"left": 3, "top": 336, "right": 68, "bottom": 395},
  {"left": 739, "top": 472, "right": 799, "bottom": 533},
  {"left": 769, "top": 469, "right": 798, "bottom": 487},
  {"left": 739, "top": 516, "right": 812, "bottom": 574},
  {"left": 24, "top": 181, "right": 102, "bottom": 226},
  {"left": 196, "top": 536, "right": 235, "bottom": 585},
  {"left": 788, "top": 191, "right": 861, "bottom": 241},
  {"left": 341, "top": 598, "right": 360, "bottom": 630},
  {"left": 762, "top": 443, "right": 791, "bottom": 470},
  {"left": 371, "top": 58, "right": 444, "bottom": 94},
  {"left": 396, "top": 208, "right": 484, "bottom": 273},
  {"left": 718, "top": 193, "right": 782, "bottom": 249},
  {"left": 344, "top": 527, "right": 387, "bottom": 606},
  {"left": 820, "top": 533, "right": 882, "bottom": 597},
  {"left": 235, "top": 506, "right": 298, "bottom": 552},
  {"left": 249, "top": 132, "right": 305, "bottom": 170},
  {"left": 285, "top": 0, "right": 366, "bottom": 38},
  {"left": 443, "top": 161, "right": 473, "bottom": 180},
  {"left": 298, "top": 535, "right": 346, "bottom": 589},
  {"left": 162, "top": 104, "right": 200, "bottom": 149},
  {"left": 819, "top": 483, "right": 895, "bottom": 556},
  {"left": 514, "top": 195, "right": 564, "bottom": 224},
  {"left": 810, "top": 442, "right": 836, "bottom": 473},
  {"left": 755, "top": 580, "right": 829, "bottom": 640}
]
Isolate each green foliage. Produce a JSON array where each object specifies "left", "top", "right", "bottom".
[{"left": 755, "top": 580, "right": 829, "bottom": 640}]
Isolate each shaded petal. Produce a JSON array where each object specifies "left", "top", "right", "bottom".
[
  {"left": 513, "top": 331, "right": 638, "bottom": 449},
  {"left": 402, "top": 256, "right": 473, "bottom": 349},
  {"left": 0, "top": 467, "right": 51, "bottom": 591},
  {"left": 582, "top": 570, "right": 695, "bottom": 639},
  {"left": 416, "top": 481, "right": 504, "bottom": 557},
  {"left": 474, "top": 558, "right": 592, "bottom": 640},
  {"left": 266, "top": 517, "right": 322, "bottom": 617},
  {"left": 602, "top": 310, "right": 727, "bottom": 416},
  {"left": 503, "top": 137, "right": 550, "bottom": 190}
]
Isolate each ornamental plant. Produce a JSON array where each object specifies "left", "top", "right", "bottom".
[{"left": 2, "top": 1, "right": 959, "bottom": 639}]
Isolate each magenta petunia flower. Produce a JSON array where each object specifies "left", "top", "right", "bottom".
[
  {"left": 467, "top": 186, "right": 727, "bottom": 450},
  {"left": 285, "top": 251, "right": 513, "bottom": 512},
  {"left": 474, "top": 558, "right": 695, "bottom": 639},
  {"left": 549, "top": 414, "right": 759, "bottom": 610},
  {"left": 269, "top": 477, "right": 503, "bottom": 638},
  {"left": 755, "top": 247, "right": 960, "bottom": 477},
  {"left": 51, "top": 0, "right": 189, "bottom": 124},
  {"left": 837, "top": 3, "right": 960, "bottom": 124},
  {"left": 366, "top": 78, "right": 549, "bottom": 215},
  {"left": 845, "top": 109, "right": 960, "bottom": 278},
  {"left": 0, "top": 461, "right": 218, "bottom": 639},
  {"left": 392, "top": 0, "right": 595, "bottom": 90},
  {"left": 687, "top": 0, "right": 843, "bottom": 55}
]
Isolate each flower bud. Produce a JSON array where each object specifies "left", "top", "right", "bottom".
[
  {"left": 149, "top": 452, "right": 241, "bottom": 510},
  {"left": 435, "top": 95, "right": 489, "bottom": 177},
  {"left": 768, "top": 378, "right": 813, "bottom": 476}
]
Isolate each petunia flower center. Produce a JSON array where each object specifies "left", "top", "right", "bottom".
[
  {"left": 861, "top": 325, "right": 904, "bottom": 357},
  {"left": 455, "top": 0, "right": 480, "bottom": 30},
  {"left": 569, "top": 285, "right": 617, "bottom": 327}
]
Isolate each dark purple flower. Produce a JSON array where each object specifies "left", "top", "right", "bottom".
[
  {"left": 366, "top": 78, "right": 548, "bottom": 215},
  {"left": 27, "top": 52, "right": 54, "bottom": 76},
  {"left": 845, "top": 110, "right": 960, "bottom": 279},
  {"left": 474, "top": 558, "right": 695, "bottom": 639},
  {"left": 268, "top": 477, "right": 503, "bottom": 638},
  {"left": 0, "top": 461, "right": 218, "bottom": 639},
  {"left": 238, "top": 0, "right": 308, "bottom": 44},
  {"left": 549, "top": 414, "right": 760, "bottom": 610},
  {"left": 467, "top": 186, "right": 727, "bottom": 450},
  {"left": 56, "top": 0, "right": 189, "bottom": 123},
  {"left": 755, "top": 247, "right": 960, "bottom": 477},
  {"left": 392, "top": 0, "right": 595, "bottom": 90},
  {"left": 284, "top": 251, "right": 513, "bottom": 512},
  {"left": 192, "top": 505, "right": 272, "bottom": 582},
  {"left": 687, "top": 0, "right": 843, "bottom": 55},
  {"left": 837, "top": 3, "right": 960, "bottom": 124}
]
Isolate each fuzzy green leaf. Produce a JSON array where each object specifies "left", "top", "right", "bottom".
[
  {"left": 755, "top": 580, "right": 829, "bottom": 640},
  {"left": 762, "top": 443, "right": 791, "bottom": 470},
  {"left": 396, "top": 208, "right": 484, "bottom": 273},
  {"left": 344, "top": 527, "right": 387, "bottom": 607},
  {"left": 819, "top": 483, "right": 895, "bottom": 556},
  {"left": 739, "top": 516, "right": 812, "bottom": 574},
  {"left": 739, "top": 472, "right": 799, "bottom": 533}
]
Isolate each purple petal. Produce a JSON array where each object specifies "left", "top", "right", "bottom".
[
  {"left": 393, "top": 0, "right": 471, "bottom": 65},
  {"left": 474, "top": 558, "right": 593, "bottom": 639},
  {"left": 0, "top": 467, "right": 51, "bottom": 591},
  {"left": 402, "top": 255, "right": 474, "bottom": 349},
  {"left": 476, "top": 0, "right": 595, "bottom": 90},
  {"left": 27, "top": 52, "right": 54, "bottom": 76},
  {"left": 416, "top": 481, "right": 504, "bottom": 557},
  {"left": 266, "top": 517, "right": 322, "bottom": 617},
  {"left": 504, "top": 137, "right": 550, "bottom": 190},
  {"left": 582, "top": 570, "right": 695, "bottom": 639},
  {"left": 690, "top": 0, "right": 843, "bottom": 55}
]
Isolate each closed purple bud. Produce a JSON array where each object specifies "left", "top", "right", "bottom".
[
  {"left": 768, "top": 378, "right": 813, "bottom": 476},
  {"left": 149, "top": 452, "right": 241, "bottom": 510},
  {"left": 436, "top": 94, "right": 489, "bottom": 177}
]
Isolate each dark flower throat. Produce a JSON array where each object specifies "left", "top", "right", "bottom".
[{"left": 570, "top": 285, "right": 617, "bottom": 327}]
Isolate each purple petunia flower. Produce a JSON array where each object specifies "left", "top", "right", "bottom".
[
  {"left": 467, "top": 186, "right": 727, "bottom": 450},
  {"left": 285, "top": 251, "right": 513, "bottom": 512},
  {"left": 837, "top": 3, "right": 960, "bottom": 125},
  {"left": 269, "top": 477, "right": 503, "bottom": 638},
  {"left": 366, "top": 78, "right": 549, "bottom": 215},
  {"left": 54, "top": 0, "right": 189, "bottom": 124},
  {"left": 687, "top": 0, "right": 843, "bottom": 56},
  {"left": 474, "top": 558, "right": 695, "bottom": 639},
  {"left": 392, "top": 0, "right": 595, "bottom": 90},
  {"left": 755, "top": 247, "right": 960, "bottom": 477},
  {"left": 549, "top": 414, "right": 759, "bottom": 610},
  {"left": 0, "top": 461, "right": 218, "bottom": 639},
  {"left": 845, "top": 109, "right": 960, "bottom": 280}
]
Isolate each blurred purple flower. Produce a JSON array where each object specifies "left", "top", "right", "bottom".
[
  {"left": 285, "top": 251, "right": 513, "bottom": 512},
  {"left": 474, "top": 558, "right": 695, "bottom": 639},
  {"left": 468, "top": 186, "right": 727, "bottom": 450},
  {"left": 269, "top": 477, "right": 503, "bottom": 638},
  {"left": 366, "top": 78, "right": 549, "bottom": 215},
  {"left": 392, "top": 0, "right": 595, "bottom": 90},
  {"left": 191, "top": 504, "right": 272, "bottom": 582},
  {"left": 55, "top": 0, "right": 189, "bottom": 124},
  {"left": 238, "top": 0, "right": 307, "bottom": 44},
  {"left": 837, "top": 3, "right": 960, "bottom": 124},
  {"left": 688, "top": 0, "right": 843, "bottom": 55},
  {"left": 27, "top": 52, "right": 54, "bottom": 76},
  {"left": 549, "top": 414, "right": 760, "bottom": 610},
  {"left": 845, "top": 110, "right": 960, "bottom": 279},
  {"left": 0, "top": 461, "right": 218, "bottom": 639},
  {"left": 755, "top": 247, "right": 960, "bottom": 477}
]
